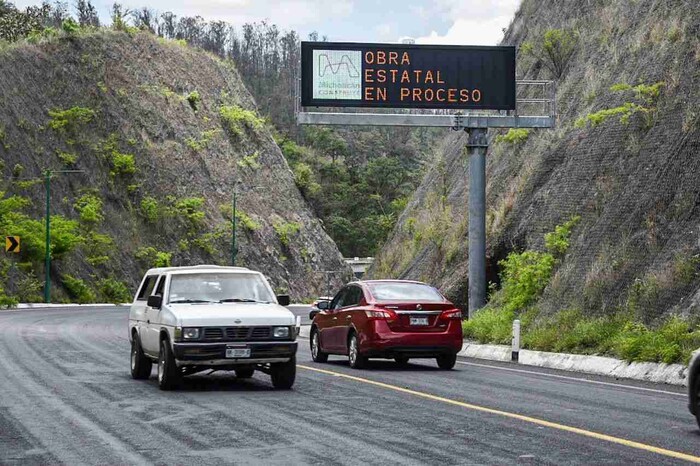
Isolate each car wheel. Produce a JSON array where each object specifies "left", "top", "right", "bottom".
[
  {"left": 130, "top": 335, "right": 152, "bottom": 380},
  {"left": 436, "top": 353, "right": 457, "bottom": 370},
  {"left": 310, "top": 328, "right": 328, "bottom": 363},
  {"left": 348, "top": 333, "right": 366, "bottom": 369},
  {"left": 236, "top": 368, "right": 255, "bottom": 379},
  {"left": 695, "top": 373, "right": 700, "bottom": 430},
  {"left": 271, "top": 355, "right": 296, "bottom": 389},
  {"left": 395, "top": 356, "right": 409, "bottom": 366},
  {"left": 158, "top": 338, "right": 181, "bottom": 390}
]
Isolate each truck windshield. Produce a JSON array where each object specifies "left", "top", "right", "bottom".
[
  {"left": 367, "top": 282, "right": 445, "bottom": 302},
  {"left": 168, "top": 273, "right": 276, "bottom": 304}
]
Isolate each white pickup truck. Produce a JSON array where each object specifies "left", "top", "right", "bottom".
[{"left": 128, "top": 265, "right": 299, "bottom": 390}]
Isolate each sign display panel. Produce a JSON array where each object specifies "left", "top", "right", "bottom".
[{"left": 301, "top": 42, "right": 516, "bottom": 110}]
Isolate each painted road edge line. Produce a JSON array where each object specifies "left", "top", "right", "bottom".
[
  {"left": 456, "top": 361, "right": 685, "bottom": 397},
  {"left": 298, "top": 364, "right": 700, "bottom": 464}
]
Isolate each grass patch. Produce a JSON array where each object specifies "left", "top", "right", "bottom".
[
  {"left": 219, "top": 105, "right": 264, "bottom": 139},
  {"left": 237, "top": 151, "right": 261, "bottom": 169},
  {"left": 134, "top": 246, "right": 172, "bottom": 268},
  {"left": 62, "top": 275, "right": 96, "bottom": 303},
  {"left": 48, "top": 107, "right": 95, "bottom": 132},
  {"left": 273, "top": 221, "right": 301, "bottom": 247},
  {"left": 494, "top": 128, "right": 530, "bottom": 145}
]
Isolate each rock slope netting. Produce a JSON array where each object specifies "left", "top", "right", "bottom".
[
  {"left": 0, "top": 31, "right": 351, "bottom": 302},
  {"left": 372, "top": 0, "right": 700, "bottom": 320}
]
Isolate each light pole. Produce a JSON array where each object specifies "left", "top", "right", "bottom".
[{"left": 43, "top": 169, "right": 84, "bottom": 303}]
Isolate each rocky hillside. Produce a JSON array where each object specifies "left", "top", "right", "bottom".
[
  {"left": 372, "top": 0, "right": 700, "bottom": 322},
  {"left": 0, "top": 30, "right": 351, "bottom": 303}
]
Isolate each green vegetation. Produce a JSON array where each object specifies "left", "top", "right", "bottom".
[
  {"left": 139, "top": 196, "right": 159, "bottom": 223},
  {"left": 134, "top": 247, "right": 172, "bottom": 268},
  {"left": 57, "top": 151, "right": 78, "bottom": 166},
  {"left": 237, "top": 151, "right": 261, "bottom": 169},
  {"left": 97, "top": 277, "right": 131, "bottom": 304},
  {"left": 495, "top": 128, "right": 530, "bottom": 145},
  {"left": 48, "top": 106, "right": 95, "bottom": 132},
  {"left": 219, "top": 105, "right": 264, "bottom": 138},
  {"left": 464, "top": 216, "right": 580, "bottom": 343},
  {"left": 62, "top": 275, "right": 96, "bottom": 303},
  {"left": 521, "top": 29, "right": 578, "bottom": 78},
  {"left": 273, "top": 221, "right": 301, "bottom": 247},
  {"left": 172, "top": 197, "right": 205, "bottom": 229},
  {"left": 186, "top": 90, "right": 200, "bottom": 110},
  {"left": 184, "top": 129, "right": 220, "bottom": 152},
  {"left": 464, "top": 216, "right": 700, "bottom": 364},
  {"left": 73, "top": 193, "right": 103, "bottom": 226},
  {"left": 576, "top": 82, "right": 664, "bottom": 129},
  {"left": 110, "top": 152, "right": 136, "bottom": 176}
]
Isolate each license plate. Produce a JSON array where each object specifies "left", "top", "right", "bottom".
[
  {"left": 410, "top": 317, "right": 429, "bottom": 326},
  {"left": 226, "top": 348, "right": 251, "bottom": 358}
]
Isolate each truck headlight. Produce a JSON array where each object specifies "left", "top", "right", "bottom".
[
  {"left": 183, "top": 327, "right": 201, "bottom": 340},
  {"left": 273, "top": 327, "right": 290, "bottom": 338}
]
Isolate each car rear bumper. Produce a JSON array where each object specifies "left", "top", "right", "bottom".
[
  {"left": 360, "top": 321, "right": 463, "bottom": 357},
  {"left": 172, "top": 341, "right": 297, "bottom": 366}
]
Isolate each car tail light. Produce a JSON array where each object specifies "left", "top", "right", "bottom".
[
  {"left": 365, "top": 309, "right": 397, "bottom": 320},
  {"left": 441, "top": 309, "right": 462, "bottom": 320}
]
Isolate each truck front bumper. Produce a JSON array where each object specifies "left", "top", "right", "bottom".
[{"left": 172, "top": 341, "right": 297, "bottom": 366}]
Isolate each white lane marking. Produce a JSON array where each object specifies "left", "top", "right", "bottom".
[{"left": 457, "top": 361, "right": 685, "bottom": 397}]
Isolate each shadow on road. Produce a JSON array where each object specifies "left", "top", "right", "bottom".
[{"left": 323, "top": 359, "right": 452, "bottom": 372}]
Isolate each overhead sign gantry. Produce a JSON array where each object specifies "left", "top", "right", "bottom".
[{"left": 297, "top": 41, "right": 555, "bottom": 317}]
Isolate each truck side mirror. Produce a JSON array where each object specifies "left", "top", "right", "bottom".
[
  {"left": 147, "top": 295, "right": 162, "bottom": 309},
  {"left": 317, "top": 300, "right": 330, "bottom": 310},
  {"left": 277, "top": 294, "right": 290, "bottom": 306}
]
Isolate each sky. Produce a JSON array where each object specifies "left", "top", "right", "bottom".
[{"left": 12, "top": 0, "right": 522, "bottom": 45}]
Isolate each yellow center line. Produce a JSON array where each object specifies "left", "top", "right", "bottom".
[{"left": 298, "top": 364, "right": 700, "bottom": 464}]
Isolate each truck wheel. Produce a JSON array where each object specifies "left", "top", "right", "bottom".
[
  {"left": 158, "top": 338, "right": 181, "bottom": 390},
  {"left": 310, "top": 328, "right": 328, "bottom": 363},
  {"left": 236, "top": 368, "right": 255, "bottom": 379},
  {"left": 436, "top": 354, "right": 457, "bottom": 370},
  {"left": 348, "top": 334, "right": 366, "bottom": 369},
  {"left": 694, "top": 372, "right": 700, "bottom": 430},
  {"left": 271, "top": 356, "right": 296, "bottom": 389},
  {"left": 130, "top": 335, "right": 152, "bottom": 380}
]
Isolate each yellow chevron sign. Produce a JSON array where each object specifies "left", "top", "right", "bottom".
[{"left": 5, "top": 236, "right": 20, "bottom": 253}]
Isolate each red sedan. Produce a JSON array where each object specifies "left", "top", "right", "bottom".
[{"left": 309, "top": 280, "right": 463, "bottom": 369}]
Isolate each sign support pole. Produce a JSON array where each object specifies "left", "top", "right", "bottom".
[
  {"left": 44, "top": 169, "right": 51, "bottom": 304},
  {"left": 467, "top": 128, "right": 488, "bottom": 318}
]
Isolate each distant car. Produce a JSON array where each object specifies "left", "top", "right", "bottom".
[
  {"left": 128, "top": 265, "right": 299, "bottom": 390},
  {"left": 309, "top": 279, "right": 463, "bottom": 369},
  {"left": 688, "top": 349, "right": 700, "bottom": 427}
]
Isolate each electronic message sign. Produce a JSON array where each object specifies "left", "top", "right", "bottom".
[{"left": 301, "top": 42, "right": 516, "bottom": 110}]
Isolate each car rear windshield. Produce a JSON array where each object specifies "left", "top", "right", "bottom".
[
  {"left": 367, "top": 282, "right": 445, "bottom": 302},
  {"left": 168, "top": 273, "right": 275, "bottom": 304}
]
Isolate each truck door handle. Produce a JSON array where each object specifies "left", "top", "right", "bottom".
[{"left": 346, "top": 316, "right": 352, "bottom": 319}]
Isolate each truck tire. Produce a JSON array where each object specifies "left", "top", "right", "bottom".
[
  {"left": 271, "top": 356, "right": 296, "bottom": 389},
  {"left": 236, "top": 368, "right": 255, "bottom": 379},
  {"left": 158, "top": 338, "right": 181, "bottom": 390},
  {"left": 130, "top": 335, "right": 152, "bottom": 380},
  {"left": 310, "top": 328, "right": 328, "bottom": 363}
]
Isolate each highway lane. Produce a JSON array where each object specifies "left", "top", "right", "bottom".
[{"left": 0, "top": 306, "right": 698, "bottom": 465}]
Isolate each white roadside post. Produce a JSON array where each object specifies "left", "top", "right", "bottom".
[
  {"left": 295, "top": 315, "right": 301, "bottom": 337},
  {"left": 512, "top": 319, "right": 521, "bottom": 362}
]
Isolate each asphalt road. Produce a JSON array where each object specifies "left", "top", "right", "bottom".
[{"left": 1, "top": 306, "right": 699, "bottom": 465}]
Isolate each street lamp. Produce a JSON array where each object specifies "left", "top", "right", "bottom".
[{"left": 43, "top": 169, "right": 84, "bottom": 303}]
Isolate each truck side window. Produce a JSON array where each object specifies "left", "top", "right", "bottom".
[
  {"left": 136, "top": 276, "right": 157, "bottom": 301},
  {"left": 153, "top": 276, "right": 165, "bottom": 296}
]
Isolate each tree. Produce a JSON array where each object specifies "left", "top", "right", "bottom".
[
  {"left": 110, "top": 3, "right": 131, "bottom": 31},
  {"left": 75, "top": 0, "right": 99, "bottom": 27},
  {"left": 133, "top": 7, "right": 156, "bottom": 33},
  {"left": 521, "top": 28, "right": 578, "bottom": 78},
  {"left": 0, "top": 2, "right": 50, "bottom": 42}
]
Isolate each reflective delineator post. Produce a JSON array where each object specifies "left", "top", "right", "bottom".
[
  {"left": 512, "top": 319, "right": 521, "bottom": 362},
  {"left": 467, "top": 128, "right": 488, "bottom": 318}
]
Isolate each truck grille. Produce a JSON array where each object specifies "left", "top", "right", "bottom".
[{"left": 200, "top": 326, "right": 272, "bottom": 341}]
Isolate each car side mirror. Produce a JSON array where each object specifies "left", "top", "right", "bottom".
[
  {"left": 277, "top": 294, "right": 290, "bottom": 306},
  {"left": 147, "top": 295, "right": 162, "bottom": 309},
  {"left": 309, "top": 310, "right": 319, "bottom": 320},
  {"left": 317, "top": 300, "right": 330, "bottom": 310}
]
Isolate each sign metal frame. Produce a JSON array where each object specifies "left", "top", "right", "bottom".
[{"left": 296, "top": 43, "right": 556, "bottom": 319}]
